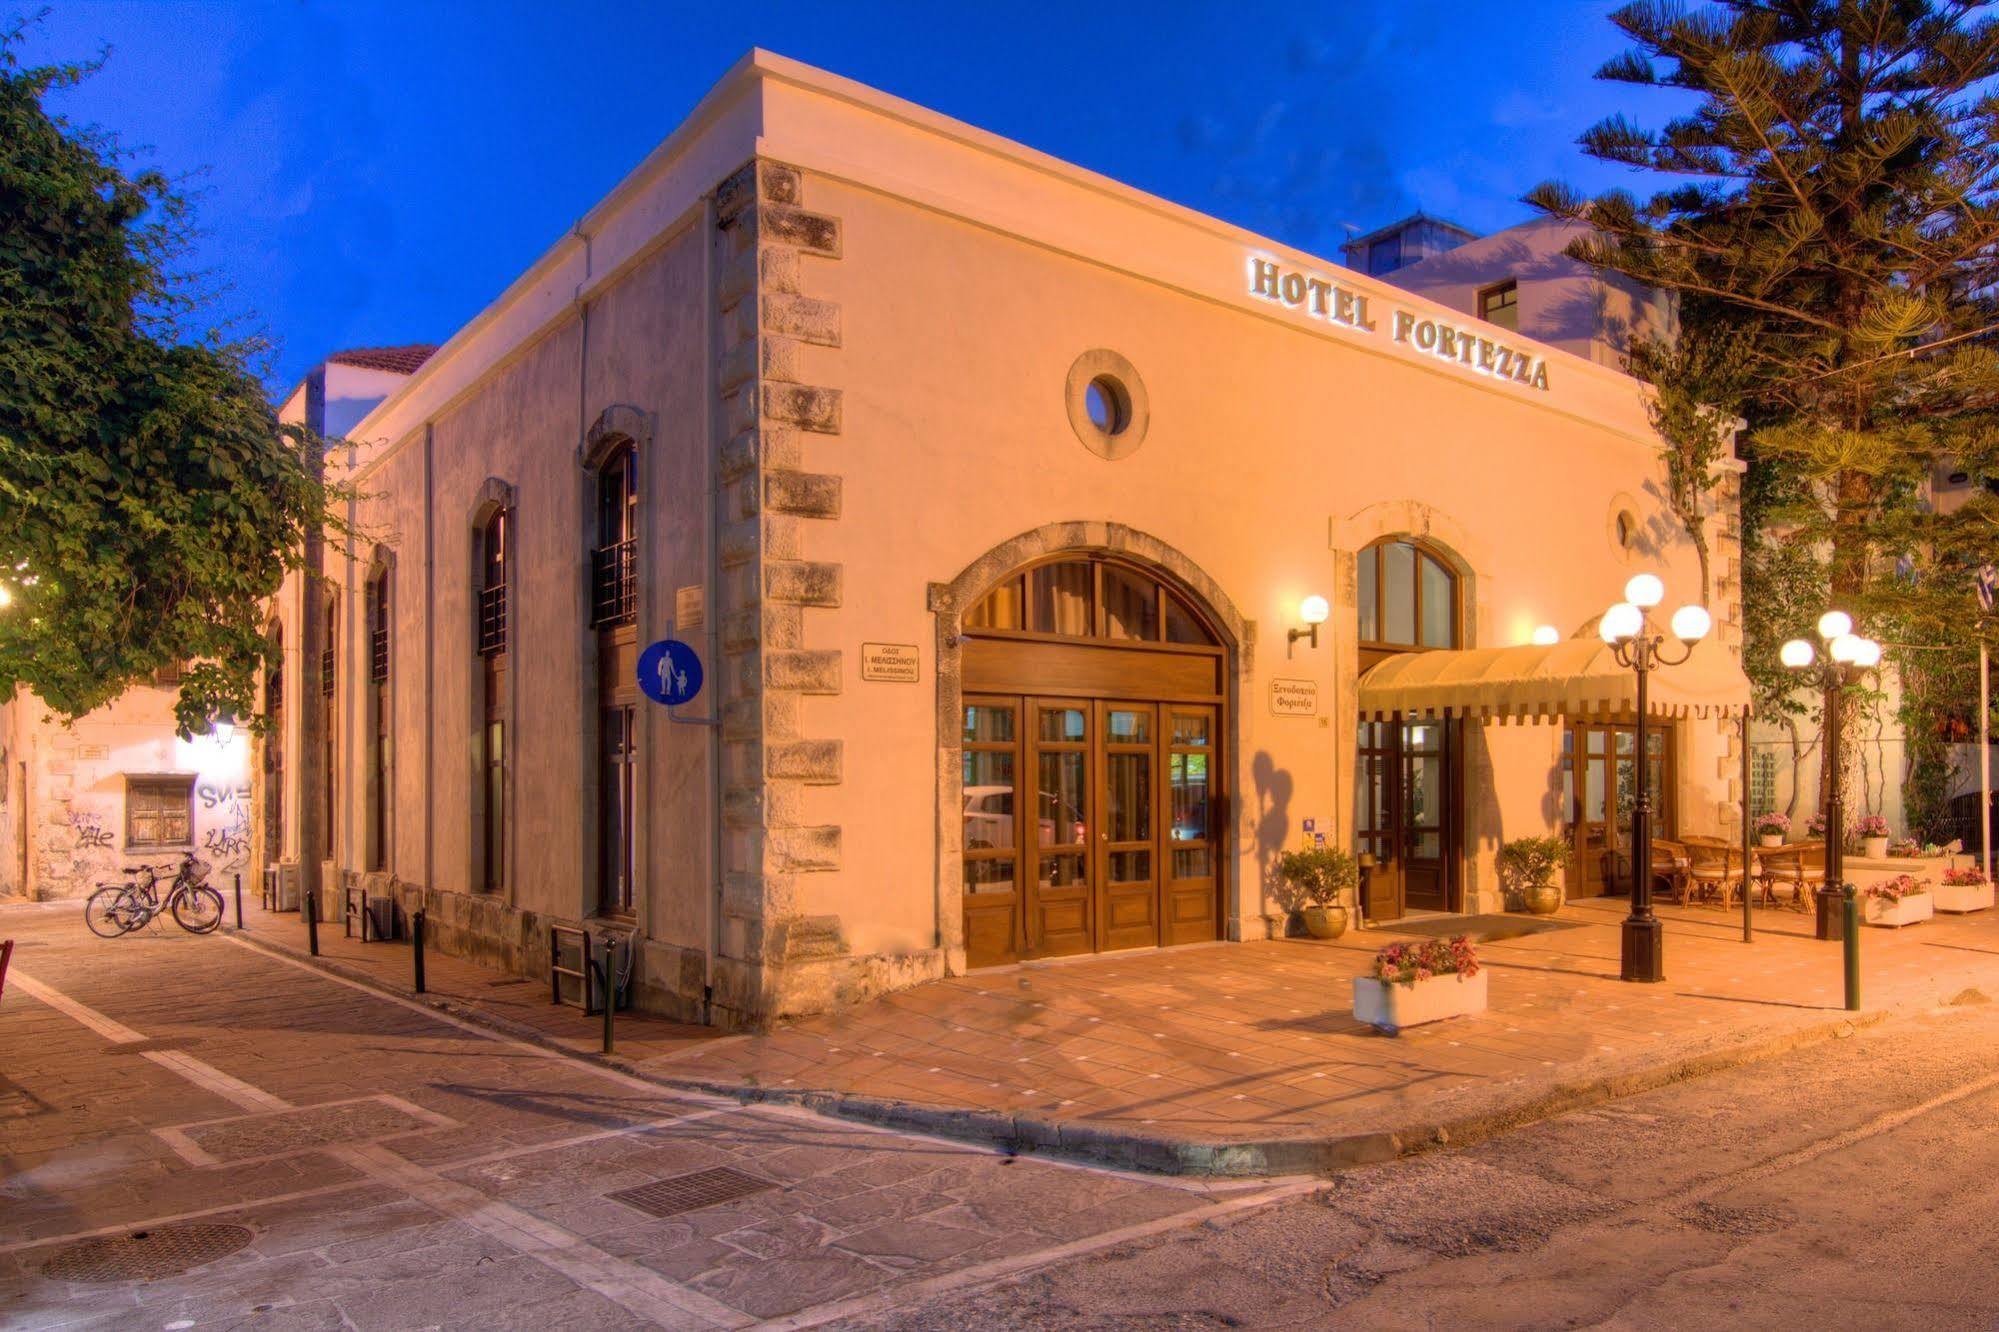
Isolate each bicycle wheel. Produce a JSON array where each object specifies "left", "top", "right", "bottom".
[
  {"left": 85, "top": 886, "right": 142, "bottom": 938},
  {"left": 172, "top": 886, "right": 224, "bottom": 935}
]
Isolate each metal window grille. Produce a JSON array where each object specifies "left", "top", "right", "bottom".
[
  {"left": 370, "top": 626, "right": 389, "bottom": 683},
  {"left": 478, "top": 584, "right": 508, "bottom": 656},
  {"left": 590, "top": 539, "right": 637, "bottom": 628},
  {"left": 320, "top": 647, "right": 335, "bottom": 697}
]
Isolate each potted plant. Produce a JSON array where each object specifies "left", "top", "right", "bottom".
[
  {"left": 1807, "top": 811, "right": 1828, "bottom": 839},
  {"left": 1887, "top": 837, "right": 1922, "bottom": 858},
  {"left": 1753, "top": 812, "right": 1789, "bottom": 848},
  {"left": 1855, "top": 815, "right": 1891, "bottom": 859},
  {"left": 1276, "top": 842, "right": 1356, "bottom": 939},
  {"left": 1862, "top": 874, "right": 1933, "bottom": 927},
  {"left": 1352, "top": 935, "right": 1486, "bottom": 1033},
  {"left": 1935, "top": 864, "right": 1993, "bottom": 914},
  {"left": 1497, "top": 835, "right": 1571, "bottom": 915}
]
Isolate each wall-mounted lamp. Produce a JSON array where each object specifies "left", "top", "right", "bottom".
[
  {"left": 211, "top": 712, "right": 238, "bottom": 746},
  {"left": 1288, "top": 595, "right": 1330, "bottom": 653},
  {"left": 1530, "top": 624, "right": 1560, "bottom": 646}
]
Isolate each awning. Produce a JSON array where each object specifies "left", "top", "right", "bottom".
[{"left": 1357, "top": 637, "right": 1752, "bottom": 723}]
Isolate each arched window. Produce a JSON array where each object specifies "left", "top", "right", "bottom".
[
  {"left": 965, "top": 556, "right": 1218, "bottom": 646},
  {"left": 365, "top": 566, "right": 392, "bottom": 872},
  {"left": 475, "top": 507, "right": 509, "bottom": 893},
  {"left": 1356, "top": 538, "right": 1458, "bottom": 651},
  {"left": 590, "top": 446, "right": 637, "bottom": 628}
]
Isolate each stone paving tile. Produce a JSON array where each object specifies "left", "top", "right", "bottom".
[{"left": 646, "top": 897, "right": 1999, "bottom": 1153}]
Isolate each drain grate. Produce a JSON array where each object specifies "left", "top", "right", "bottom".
[
  {"left": 607, "top": 1166, "right": 774, "bottom": 1218},
  {"left": 40, "top": 1224, "right": 253, "bottom": 1282}
]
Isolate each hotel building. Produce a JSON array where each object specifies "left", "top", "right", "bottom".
[{"left": 257, "top": 52, "right": 1750, "bottom": 1027}]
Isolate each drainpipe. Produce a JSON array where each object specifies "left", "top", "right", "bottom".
[
  {"left": 701, "top": 191, "right": 723, "bottom": 1023},
  {"left": 423, "top": 424, "right": 435, "bottom": 901}
]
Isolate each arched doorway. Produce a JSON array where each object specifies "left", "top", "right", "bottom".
[
  {"left": 958, "top": 553, "right": 1229, "bottom": 967},
  {"left": 1355, "top": 536, "right": 1465, "bottom": 918}
]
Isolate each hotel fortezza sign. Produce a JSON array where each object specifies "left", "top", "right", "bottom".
[{"left": 1246, "top": 256, "right": 1550, "bottom": 392}]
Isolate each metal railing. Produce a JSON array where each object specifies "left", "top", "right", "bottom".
[
  {"left": 477, "top": 584, "right": 508, "bottom": 655},
  {"left": 590, "top": 539, "right": 637, "bottom": 628},
  {"left": 370, "top": 627, "right": 389, "bottom": 683}
]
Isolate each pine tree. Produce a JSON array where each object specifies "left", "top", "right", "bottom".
[{"left": 1530, "top": 0, "right": 1999, "bottom": 830}]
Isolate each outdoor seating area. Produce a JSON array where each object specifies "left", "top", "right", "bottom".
[{"left": 1628, "top": 836, "right": 1823, "bottom": 912}]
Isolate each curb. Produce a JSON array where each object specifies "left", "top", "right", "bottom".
[{"left": 229, "top": 924, "right": 1899, "bottom": 1177}]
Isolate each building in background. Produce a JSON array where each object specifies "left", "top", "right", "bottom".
[
  {"left": 1353, "top": 213, "right": 1679, "bottom": 371},
  {"left": 0, "top": 670, "right": 251, "bottom": 901},
  {"left": 255, "top": 52, "right": 1749, "bottom": 1028}
]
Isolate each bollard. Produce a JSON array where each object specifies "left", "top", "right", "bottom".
[
  {"left": 233, "top": 873, "right": 244, "bottom": 930},
  {"left": 412, "top": 910, "right": 427, "bottom": 994},
  {"left": 1842, "top": 883, "right": 1861, "bottom": 1012},
  {"left": 305, "top": 888, "right": 320, "bottom": 957},
  {"left": 599, "top": 943, "right": 616, "bottom": 1055},
  {"left": 0, "top": 938, "right": 13, "bottom": 1000}
]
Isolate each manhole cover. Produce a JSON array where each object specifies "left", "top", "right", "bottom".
[
  {"left": 40, "top": 1225, "right": 253, "bottom": 1282},
  {"left": 607, "top": 1166, "right": 774, "bottom": 1218}
]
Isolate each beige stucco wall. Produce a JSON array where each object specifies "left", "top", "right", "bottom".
[{"left": 253, "top": 52, "right": 1747, "bottom": 1025}]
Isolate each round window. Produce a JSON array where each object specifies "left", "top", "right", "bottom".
[
  {"left": 1065, "top": 350, "right": 1149, "bottom": 461},
  {"left": 1085, "top": 377, "right": 1130, "bottom": 435}
]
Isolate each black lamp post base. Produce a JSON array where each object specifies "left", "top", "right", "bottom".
[
  {"left": 1814, "top": 886, "right": 1844, "bottom": 941},
  {"left": 1620, "top": 916, "right": 1665, "bottom": 983}
]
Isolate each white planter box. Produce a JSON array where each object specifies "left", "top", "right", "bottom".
[
  {"left": 1933, "top": 880, "right": 1994, "bottom": 913},
  {"left": 1352, "top": 970, "right": 1488, "bottom": 1033},
  {"left": 1864, "top": 893, "right": 1934, "bottom": 928},
  {"left": 1861, "top": 836, "right": 1890, "bottom": 859}
]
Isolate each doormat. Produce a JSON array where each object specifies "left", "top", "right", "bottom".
[{"left": 1377, "top": 914, "right": 1584, "bottom": 944}]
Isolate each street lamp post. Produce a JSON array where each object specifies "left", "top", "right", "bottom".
[
  {"left": 1781, "top": 613, "right": 1883, "bottom": 941},
  {"left": 1600, "top": 573, "right": 1712, "bottom": 983}
]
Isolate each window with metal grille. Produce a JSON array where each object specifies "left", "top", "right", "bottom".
[
  {"left": 151, "top": 660, "right": 185, "bottom": 688},
  {"left": 478, "top": 509, "right": 509, "bottom": 655},
  {"left": 1750, "top": 750, "right": 1778, "bottom": 819},
  {"left": 125, "top": 775, "right": 194, "bottom": 849},
  {"left": 591, "top": 448, "right": 638, "bottom": 629},
  {"left": 367, "top": 571, "right": 390, "bottom": 684}
]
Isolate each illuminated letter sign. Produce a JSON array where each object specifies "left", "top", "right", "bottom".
[{"left": 1245, "top": 254, "right": 1548, "bottom": 391}]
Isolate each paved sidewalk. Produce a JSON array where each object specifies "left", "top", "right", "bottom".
[
  {"left": 187, "top": 892, "right": 1999, "bottom": 1176},
  {"left": 645, "top": 897, "right": 1999, "bottom": 1172},
  {"left": 229, "top": 897, "right": 725, "bottom": 1064}
]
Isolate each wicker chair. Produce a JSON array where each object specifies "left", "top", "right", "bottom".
[
  {"left": 1758, "top": 841, "right": 1826, "bottom": 912},
  {"left": 1684, "top": 841, "right": 1743, "bottom": 908},
  {"left": 1651, "top": 838, "right": 1691, "bottom": 905}
]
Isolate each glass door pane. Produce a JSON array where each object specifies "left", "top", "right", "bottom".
[
  {"left": 962, "top": 698, "right": 1023, "bottom": 968},
  {"left": 1029, "top": 702, "right": 1092, "bottom": 956}
]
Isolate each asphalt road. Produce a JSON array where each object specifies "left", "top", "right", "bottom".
[
  {"left": 864, "top": 992, "right": 1999, "bottom": 1330},
  {"left": 6, "top": 898, "right": 1999, "bottom": 1330}
]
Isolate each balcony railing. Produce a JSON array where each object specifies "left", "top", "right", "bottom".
[
  {"left": 590, "top": 539, "right": 637, "bottom": 628},
  {"left": 478, "top": 584, "right": 509, "bottom": 656}
]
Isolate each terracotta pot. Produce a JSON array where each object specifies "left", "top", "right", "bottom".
[
  {"left": 1301, "top": 904, "right": 1349, "bottom": 939},
  {"left": 1523, "top": 881, "right": 1562, "bottom": 916},
  {"left": 1758, "top": 833, "right": 1783, "bottom": 848}
]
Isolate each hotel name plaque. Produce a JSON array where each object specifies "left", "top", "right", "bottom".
[
  {"left": 1269, "top": 678, "right": 1319, "bottom": 717},
  {"left": 1246, "top": 256, "right": 1550, "bottom": 392},
  {"left": 861, "top": 642, "right": 920, "bottom": 683}
]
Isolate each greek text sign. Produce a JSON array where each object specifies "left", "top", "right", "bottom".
[
  {"left": 1269, "top": 678, "right": 1319, "bottom": 717},
  {"left": 1246, "top": 255, "right": 1550, "bottom": 391},
  {"left": 861, "top": 642, "right": 920, "bottom": 683}
]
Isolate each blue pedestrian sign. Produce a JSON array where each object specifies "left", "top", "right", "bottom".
[{"left": 638, "top": 639, "right": 703, "bottom": 707}]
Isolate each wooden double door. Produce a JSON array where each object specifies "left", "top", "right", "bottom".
[
  {"left": 962, "top": 695, "right": 1221, "bottom": 967},
  {"left": 1564, "top": 721, "right": 1673, "bottom": 897},
  {"left": 1356, "top": 716, "right": 1461, "bottom": 919}
]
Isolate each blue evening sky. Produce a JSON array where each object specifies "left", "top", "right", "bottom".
[{"left": 24, "top": 1, "right": 1678, "bottom": 394}]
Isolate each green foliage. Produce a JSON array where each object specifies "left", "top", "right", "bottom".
[
  {"left": 0, "top": 19, "right": 338, "bottom": 735},
  {"left": 1495, "top": 835, "right": 1571, "bottom": 893},
  {"left": 1275, "top": 842, "right": 1357, "bottom": 909},
  {"left": 1530, "top": 0, "right": 1999, "bottom": 815}
]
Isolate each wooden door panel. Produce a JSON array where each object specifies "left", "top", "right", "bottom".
[
  {"left": 1161, "top": 705, "right": 1220, "bottom": 945},
  {"left": 1029, "top": 700, "right": 1094, "bottom": 958},
  {"left": 961, "top": 696, "right": 1023, "bottom": 967}
]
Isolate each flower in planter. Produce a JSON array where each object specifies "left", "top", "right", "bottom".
[
  {"left": 1855, "top": 815, "right": 1892, "bottom": 839},
  {"left": 1864, "top": 874, "right": 1929, "bottom": 903},
  {"left": 1754, "top": 811, "right": 1790, "bottom": 837},
  {"left": 1372, "top": 935, "right": 1480, "bottom": 986},
  {"left": 1887, "top": 837, "right": 1922, "bottom": 858},
  {"left": 1807, "top": 812, "right": 1828, "bottom": 837},
  {"left": 1942, "top": 866, "right": 1988, "bottom": 886}
]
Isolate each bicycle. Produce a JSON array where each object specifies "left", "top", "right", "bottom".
[{"left": 84, "top": 854, "right": 224, "bottom": 938}]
